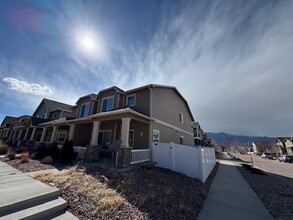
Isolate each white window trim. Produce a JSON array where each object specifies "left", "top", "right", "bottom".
[
  {"left": 101, "top": 96, "right": 114, "bottom": 112},
  {"left": 80, "top": 102, "right": 90, "bottom": 117},
  {"left": 42, "top": 113, "right": 48, "bottom": 119},
  {"left": 57, "top": 131, "right": 68, "bottom": 143},
  {"left": 129, "top": 129, "right": 135, "bottom": 147},
  {"left": 180, "top": 135, "right": 184, "bottom": 145},
  {"left": 98, "top": 130, "right": 112, "bottom": 151},
  {"left": 179, "top": 112, "right": 184, "bottom": 124},
  {"left": 126, "top": 94, "right": 136, "bottom": 107}
]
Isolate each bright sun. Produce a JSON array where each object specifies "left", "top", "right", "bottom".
[
  {"left": 70, "top": 27, "right": 104, "bottom": 58},
  {"left": 81, "top": 35, "right": 95, "bottom": 51}
]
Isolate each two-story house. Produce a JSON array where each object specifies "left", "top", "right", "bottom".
[
  {"left": 42, "top": 84, "right": 196, "bottom": 166},
  {"left": 2, "top": 98, "right": 72, "bottom": 146},
  {"left": 0, "top": 116, "right": 16, "bottom": 139}
]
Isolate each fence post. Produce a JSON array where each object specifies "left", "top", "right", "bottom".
[{"left": 198, "top": 146, "right": 204, "bottom": 182}]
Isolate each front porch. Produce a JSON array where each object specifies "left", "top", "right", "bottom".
[{"left": 69, "top": 108, "right": 152, "bottom": 168}]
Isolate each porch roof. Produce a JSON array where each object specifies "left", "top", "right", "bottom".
[{"left": 40, "top": 108, "right": 153, "bottom": 126}]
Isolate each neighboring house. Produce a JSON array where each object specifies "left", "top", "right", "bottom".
[
  {"left": 276, "top": 137, "right": 289, "bottom": 155},
  {"left": 284, "top": 138, "right": 293, "bottom": 155},
  {"left": 3, "top": 99, "right": 72, "bottom": 146},
  {"left": 251, "top": 141, "right": 275, "bottom": 154},
  {"left": 33, "top": 98, "right": 72, "bottom": 119},
  {"left": 0, "top": 116, "right": 16, "bottom": 139},
  {"left": 192, "top": 122, "right": 204, "bottom": 145},
  {"left": 41, "top": 84, "right": 196, "bottom": 166}
]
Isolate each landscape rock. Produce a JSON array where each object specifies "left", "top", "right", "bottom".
[{"left": 41, "top": 156, "right": 53, "bottom": 164}]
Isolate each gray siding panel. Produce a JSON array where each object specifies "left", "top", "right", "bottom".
[
  {"left": 127, "top": 88, "right": 150, "bottom": 116},
  {"left": 152, "top": 122, "right": 194, "bottom": 145},
  {"left": 33, "top": 102, "right": 47, "bottom": 117},
  {"left": 152, "top": 88, "right": 193, "bottom": 134},
  {"left": 73, "top": 123, "right": 92, "bottom": 146},
  {"left": 130, "top": 120, "right": 149, "bottom": 149}
]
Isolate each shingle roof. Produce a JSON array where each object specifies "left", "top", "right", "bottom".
[
  {"left": 33, "top": 98, "right": 72, "bottom": 116},
  {"left": 0, "top": 116, "right": 16, "bottom": 127},
  {"left": 75, "top": 93, "right": 97, "bottom": 104}
]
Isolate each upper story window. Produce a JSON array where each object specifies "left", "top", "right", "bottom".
[
  {"left": 52, "top": 112, "right": 58, "bottom": 119},
  {"left": 127, "top": 94, "right": 136, "bottom": 107},
  {"left": 42, "top": 113, "right": 48, "bottom": 119},
  {"left": 179, "top": 112, "right": 184, "bottom": 124},
  {"left": 80, "top": 102, "right": 90, "bottom": 117},
  {"left": 101, "top": 96, "right": 114, "bottom": 112}
]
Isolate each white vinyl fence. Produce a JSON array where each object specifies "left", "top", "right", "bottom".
[
  {"left": 131, "top": 149, "right": 150, "bottom": 165},
  {"left": 152, "top": 142, "right": 215, "bottom": 182},
  {"left": 73, "top": 146, "right": 87, "bottom": 160}
]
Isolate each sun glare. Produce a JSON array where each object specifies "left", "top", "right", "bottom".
[
  {"left": 81, "top": 35, "right": 95, "bottom": 51},
  {"left": 69, "top": 26, "right": 105, "bottom": 60}
]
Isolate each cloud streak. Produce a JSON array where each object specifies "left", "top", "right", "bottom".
[{"left": 2, "top": 77, "right": 53, "bottom": 96}]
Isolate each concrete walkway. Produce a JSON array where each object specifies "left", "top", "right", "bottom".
[{"left": 197, "top": 160, "right": 274, "bottom": 220}]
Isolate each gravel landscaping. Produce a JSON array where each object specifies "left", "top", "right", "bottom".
[
  {"left": 238, "top": 166, "right": 293, "bottom": 220},
  {"left": 34, "top": 164, "right": 218, "bottom": 220}
]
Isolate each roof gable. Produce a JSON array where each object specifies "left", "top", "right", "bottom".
[{"left": 33, "top": 98, "right": 72, "bottom": 116}]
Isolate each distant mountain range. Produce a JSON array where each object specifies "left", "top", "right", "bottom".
[{"left": 207, "top": 132, "right": 275, "bottom": 145}]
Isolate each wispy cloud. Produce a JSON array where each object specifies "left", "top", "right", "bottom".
[{"left": 2, "top": 77, "right": 53, "bottom": 96}]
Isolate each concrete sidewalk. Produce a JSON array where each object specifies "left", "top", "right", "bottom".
[{"left": 197, "top": 160, "right": 274, "bottom": 220}]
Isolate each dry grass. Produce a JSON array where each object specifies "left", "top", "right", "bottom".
[
  {"left": 6, "top": 151, "right": 16, "bottom": 160},
  {"left": 35, "top": 166, "right": 125, "bottom": 215}
]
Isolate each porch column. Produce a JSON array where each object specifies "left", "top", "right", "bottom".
[
  {"left": 17, "top": 129, "right": 23, "bottom": 140},
  {"left": 13, "top": 130, "right": 18, "bottom": 139},
  {"left": 40, "top": 127, "right": 47, "bottom": 142},
  {"left": 8, "top": 131, "right": 14, "bottom": 140},
  {"left": 68, "top": 124, "right": 76, "bottom": 141},
  {"left": 90, "top": 121, "right": 101, "bottom": 145},
  {"left": 24, "top": 129, "right": 29, "bottom": 140},
  {"left": 50, "top": 126, "right": 57, "bottom": 143},
  {"left": 121, "top": 117, "right": 131, "bottom": 147},
  {"left": 30, "top": 127, "right": 36, "bottom": 141}
]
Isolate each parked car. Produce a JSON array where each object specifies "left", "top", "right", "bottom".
[
  {"left": 278, "top": 155, "right": 293, "bottom": 163},
  {"left": 261, "top": 153, "right": 273, "bottom": 159}
]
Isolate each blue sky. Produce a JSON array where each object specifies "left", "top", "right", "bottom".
[{"left": 0, "top": 0, "right": 293, "bottom": 137}]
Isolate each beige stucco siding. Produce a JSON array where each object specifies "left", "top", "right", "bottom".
[
  {"left": 152, "top": 88, "right": 194, "bottom": 133},
  {"left": 152, "top": 122, "right": 194, "bottom": 145}
]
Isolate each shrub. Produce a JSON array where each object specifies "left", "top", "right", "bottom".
[
  {"left": 60, "top": 140, "right": 74, "bottom": 164},
  {"left": 50, "top": 142, "right": 60, "bottom": 161},
  {"left": 32, "top": 143, "right": 49, "bottom": 159},
  {"left": 0, "top": 145, "right": 9, "bottom": 155},
  {"left": 20, "top": 152, "right": 30, "bottom": 163},
  {"left": 6, "top": 151, "right": 16, "bottom": 160}
]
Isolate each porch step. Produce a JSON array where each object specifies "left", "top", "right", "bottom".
[
  {"left": 0, "top": 179, "right": 60, "bottom": 216},
  {"left": 0, "top": 197, "right": 67, "bottom": 220}
]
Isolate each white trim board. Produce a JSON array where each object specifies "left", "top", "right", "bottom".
[{"left": 152, "top": 118, "right": 193, "bottom": 136}]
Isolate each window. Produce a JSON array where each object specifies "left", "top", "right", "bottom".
[
  {"left": 43, "top": 113, "right": 48, "bottom": 119},
  {"left": 80, "top": 102, "right": 90, "bottom": 117},
  {"left": 98, "top": 131, "right": 111, "bottom": 150},
  {"left": 52, "top": 112, "right": 58, "bottom": 119},
  {"left": 179, "top": 113, "right": 184, "bottom": 124},
  {"left": 127, "top": 95, "right": 136, "bottom": 107},
  {"left": 57, "top": 131, "right": 67, "bottom": 143},
  {"left": 101, "top": 96, "right": 114, "bottom": 112},
  {"left": 129, "top": 130, "right": 134, "bottom": 147},
  {"left": 180, "top": 136, "right": 184, "bottom": 145}
]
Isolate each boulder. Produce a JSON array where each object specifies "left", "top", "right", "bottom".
[{"left": 41, "top": 156, "right": 53, "bottom": 164}]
